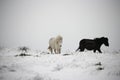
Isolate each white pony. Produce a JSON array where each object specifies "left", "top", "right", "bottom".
[{"left": 48, "top": 35, "right": 63, "bottom": 54}]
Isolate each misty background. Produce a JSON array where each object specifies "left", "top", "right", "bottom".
[{"left": 0, "top": 0, "right": 120, "bottom": 52}]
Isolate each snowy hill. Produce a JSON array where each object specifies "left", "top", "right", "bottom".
[{"left": 0, "top": 48, "right": 120, "bottom": 80}]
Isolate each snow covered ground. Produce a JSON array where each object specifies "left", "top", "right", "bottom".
[{"left": 0, "top": 48, "right": 120, "bottom": 80}]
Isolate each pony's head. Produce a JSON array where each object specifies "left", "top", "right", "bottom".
[
  {"left": 56, "top": 35, "right": 63, "bottom": 47},
  {"left": 101, "top": 37, "right": 109, "bottom": 46}
]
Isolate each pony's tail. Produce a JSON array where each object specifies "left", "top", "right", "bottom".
[
  {"left": 76, "top": 47, "right": 80, "bottom": 52},
  {"left": 48, "top": 46, "right": 51, "bottom": 50}
]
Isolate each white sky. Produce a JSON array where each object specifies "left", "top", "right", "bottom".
[{"left": 0, "top": 0, "right": 120, "bottom": 52}]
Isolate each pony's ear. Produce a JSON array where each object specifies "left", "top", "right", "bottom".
[
  {"left": 101, "top": 37, "right": 108, "bottom": 39},
  {"left": 102, "top": 37, "right": 108, "bottom": 41},
  {"left": 106, "top": 37, "right": 108, "bottom": 39},
  {"left": 101, "top": 37, "right": 105, "bottom": 38},
  {"left": 103, "top": 37, "right": 108, "bottom": 39}
]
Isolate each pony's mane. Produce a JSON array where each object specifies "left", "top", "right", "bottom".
[
  {"left": 94, "top": 37, "right": 100, "bottom": 40},
  {"left": 94, "top": 37, "right": 106, "bottom": 40}
]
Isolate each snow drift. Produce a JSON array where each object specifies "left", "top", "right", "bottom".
[{"left": 0, "top": 48, "right": 120, "bottom": 80}]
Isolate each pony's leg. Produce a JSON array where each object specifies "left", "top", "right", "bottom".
[
  {"left": 58, "top": 48, "right": 61, "bottom": 54},
  {"left": 54, "top": 49, "right": 56, "bottom": 54},
  {"left": 56, "top": 49, "right": 60, "bottom": 54},
  {"left": 56, "top": 49, "right": 58, "bottom": 54},
  {"left": 49, "top": 48, "right": 53, "bottom": 54},
  {"left": 98, "top": 49, "right": 102, "bottom": 53},
  {"left": 80, "top": 47, "right": 85, "bottom": 52},
  {"left": 48, "top": 46, "right": 52, "bottom": 54},
  {"left": 93, "top": 49, "right": 96, "bottom": 53},
  {"left": 79, "top": 45, "right": 85, "bottom": 52}
]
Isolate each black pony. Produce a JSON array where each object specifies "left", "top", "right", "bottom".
[{"left": 76, "top": 37, "right": 109, "bottom": 53}]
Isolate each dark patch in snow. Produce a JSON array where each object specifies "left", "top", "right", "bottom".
[
  {"left": 0, "top": 65, "right": 7, "bottom": 70},
  {"left": 33, "top": 75, "right": 44, "bottom": 80},
  {"left": 18, "top": 46, "right": 30, "bottom": 53},
  {"left": 41, "top": 51, "right": 50, "bottom": 55},
  {"left": 9, "top": 69, "right": 16, "bottom": 72},
  {"left": 0, "top": 65, "right": 16, "bottom": 72},
  {"left": 35, "top": 55, "right": 41, "bottom": 57},
  {"left": 53, "top": 65, "right": 63, "bottom": 71},
  {"left": 15, "top": 53, "right": 31, "bottom": 57},
  {"left": 94, "top": 62, "right": 104, "bottom": 71},
  {"left": 115, "top": 71, "right": 120, "bottom": 76},
  {"left": 96, "top": 67, "right": 104, "bottom": 70},
  {"left": 62, "top": 54, "right": 71, "bottom": 56},
  {"left": 95, "top": 62, "right": 102, "bottom": 66},
  {"left": 108, "top": 71, "right": 120, "bottom": 76},
  {"left": 33, "top": 74, "right": 58, "bottom": 80},
  {"left": 0, "top": 76, "right": 3, "bottom": 80}
]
